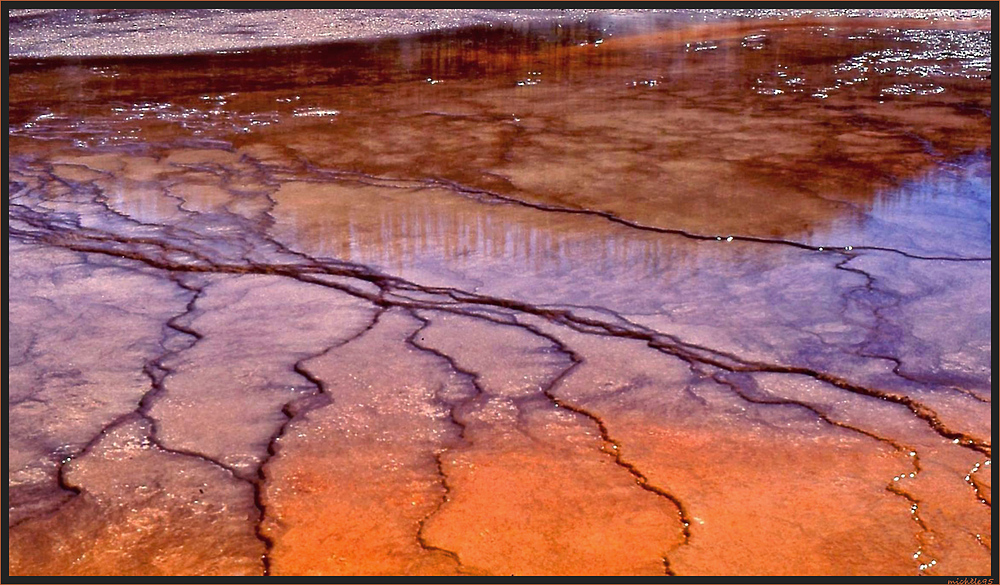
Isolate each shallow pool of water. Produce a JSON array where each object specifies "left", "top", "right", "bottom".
[{"left": 7, "top": 11, "right": 992, "bottom": 576}]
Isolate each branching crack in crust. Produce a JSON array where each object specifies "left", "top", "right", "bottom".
[
  {"left": 403, "top": 309, "right": 691, "bottom": 575},
  {"left": 7, "top": 151, "right": 990, "bottom": 573},
  {"left": 403, "top": 310, "right": 485, "bottom": 575},
  {"left": 707, "top": 370, "right": 934, "bottom": 573},
  {"left": 7, "top": 211, "right": 991, "bottom": 462},
  {"left": 17, "top": 275, "right": 246, "bottom": 530},
  {"left": 499, "top": 316, "right": 694, "bottom": 574},
  {"left": 833, "top": 254, "right": 992, "bottom": 405},
  {"left": 8, "top": 242, "right": 385, "bottom": 575},
  {"left": 254, "top": 306, "right": 386, "bottom": 575}
]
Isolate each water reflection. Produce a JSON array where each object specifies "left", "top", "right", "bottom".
[
  {"left": 807, "top": 151, "right": 993, "bottom": 257},
  {"left": 9, "top": 14, "right": 991, "bottom": 247},
  {"left": 271, "top": 149, "right": 991, "bottom": 297},
  {"left": 275, "top": 186, "right": 687, "bottom": 279},
  {"left": 9, "top": 13, "right": 991, "bottom": 271}
]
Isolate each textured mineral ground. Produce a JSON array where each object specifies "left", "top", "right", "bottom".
[{"left": 6, "top": 9, "right": 993, "bottom": 577}]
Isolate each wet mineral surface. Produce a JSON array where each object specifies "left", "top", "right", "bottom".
[{"left": 6, "top": 11, "right": 993, "bottom": 576}]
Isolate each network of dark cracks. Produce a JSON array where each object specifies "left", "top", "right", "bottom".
[
  {"left": 402, "top": 311, "right": 484, "bottom": 575},
  {"left": 7, "top": 154, "right": 992, "bottom": 575},
  {"left": 705, "top": 370, "right": 936, "bottom": 570},
  {"left": 834, "top": 254, "right": 992, "bottom": 405},
  {"left": 7, "top": 155, "right": 989, "bottom": 448}
]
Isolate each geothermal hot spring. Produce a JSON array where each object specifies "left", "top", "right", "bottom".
[{"left": 6, "top": 8, "right": 992, "bottom": 577}]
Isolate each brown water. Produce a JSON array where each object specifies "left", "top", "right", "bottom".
[{"left": 7, "top": 13, "right": 992, "bottom": 576}]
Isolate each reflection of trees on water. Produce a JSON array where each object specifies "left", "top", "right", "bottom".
[
  {"left": 98, "top": 146, "right": 991, "bottom": 284},
  {"left": 282, "top": 195, "right": 688, "bottom": 281},
  {"left": 10, "top": 12, "right": 990, "bottom": 276}
]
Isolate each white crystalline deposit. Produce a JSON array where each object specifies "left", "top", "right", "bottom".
[{"left": 7, "top": 9, "right": 991, "bottom": 59}]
